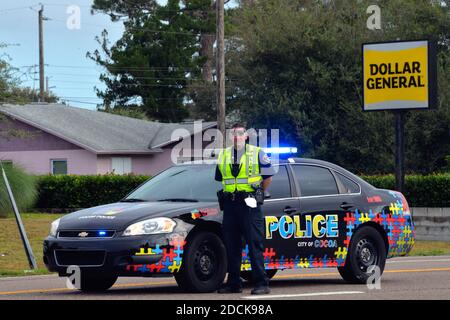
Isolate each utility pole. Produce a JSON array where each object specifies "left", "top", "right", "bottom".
[
  {"left": 216, "top": 0, "right": 225, "bottom": 147},
  {"left": 38, "top": 4, "right": 45, "bottom": 102}
]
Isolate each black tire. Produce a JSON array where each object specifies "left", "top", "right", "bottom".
[
  {"left": 241, "top": 269, "right": 277, "bottom": 283},
  {"left": 76, "top": 272, "right": 118, "bottom": 292},
  {"left": 174, "top": 231, "right": 227, "bottom": 293},
  {"left": 338, "top": 226, "right": 387, "bottom": 284}
]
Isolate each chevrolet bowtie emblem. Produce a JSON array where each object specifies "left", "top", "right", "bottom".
[{"left": 78, "top": 231, "right": 89, "bottom": 237}]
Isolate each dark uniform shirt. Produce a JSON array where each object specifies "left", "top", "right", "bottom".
[{"left": 215, "top": 144, "right": 275, "bottom": 181}]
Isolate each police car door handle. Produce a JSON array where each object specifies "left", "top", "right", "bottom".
[
  {"left": 283, "top": 206, "right": 297, "bottom": 214},
  {"left": 340, "top": 202, "right": 355, "bottom": 210}
]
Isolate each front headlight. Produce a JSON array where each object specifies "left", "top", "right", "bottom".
[
  {"left": 49, "top": 218, "right": 60, "bottom": 237},
  {"left": 122, "top": 217, "right": 176, "bottom": 236}
]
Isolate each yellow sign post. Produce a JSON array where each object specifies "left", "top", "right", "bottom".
[{"left": 362, "top": 40, "right": 437, "bottom": 192}]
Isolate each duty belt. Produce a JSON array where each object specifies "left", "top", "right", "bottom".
[{"left": 223, "top": 191, "right": 255, "bottom": 202}]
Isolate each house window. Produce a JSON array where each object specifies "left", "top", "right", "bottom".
[
  {"left": 111, "top": 157, "right": 132, "bottom": 175},
  {"left": 51, "top": 159, "right": 67, "bottom": 175}
]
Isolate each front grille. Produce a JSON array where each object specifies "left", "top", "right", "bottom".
[
  {"left": 58, "top": 230, "right": 115, "bottom": 238},
  {"left": 54, "top": 250, "right": 106, "bottom": 267}
]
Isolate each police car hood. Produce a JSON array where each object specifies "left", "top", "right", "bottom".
[{"left": 58, "top": 201, "right": 214, "bottom": 230}]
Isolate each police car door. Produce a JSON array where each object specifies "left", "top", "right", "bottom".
[
  {"left": 261, "top": 164, "right": 301, "bottom": 266},
  {"left": 290, "top": 164, "right": 349, "bottom": 266}
]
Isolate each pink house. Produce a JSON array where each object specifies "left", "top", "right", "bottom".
[{"left": 0, "top": 103, "right": 217, "bottom": 176}]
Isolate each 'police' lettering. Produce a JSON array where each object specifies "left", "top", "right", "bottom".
[{"left": 265, "top": 214, "right": 339, "bottom": 239}]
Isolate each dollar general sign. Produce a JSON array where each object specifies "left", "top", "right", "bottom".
[{"left": 362, "top": 40, "right": 437, "bottom": 111}]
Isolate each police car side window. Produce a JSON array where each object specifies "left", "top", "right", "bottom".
[
  {"left": 335, "top": 172, "right": 360, "bottom": 194},
  {"left": 292, "top": 165, "right": 339, "bottom": 197},
  {"left": 267, "top": 165, "right": 291, "bottom": 199}
]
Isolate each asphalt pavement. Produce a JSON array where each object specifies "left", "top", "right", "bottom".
[{"left": 1, "top": 255, "right": 450, "bottom": 300}]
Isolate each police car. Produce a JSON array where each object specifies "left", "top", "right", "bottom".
[{"left": 43, "top": 158, "right": 415, "bottom": 292}]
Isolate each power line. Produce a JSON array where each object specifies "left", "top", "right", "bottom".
[
  {"left": 38, "top": 65, "right": 208, "bottom": 81},
  {"left": 45, "top": 2, "right": 214, "bottom": 13},
  {"left": 18, "top": 69, "right": 241, "bottom": 83},
  {"left": 48, "top": 83, "right": 215, "bottom": 89},
  {"left": 33, "top": 65, "right": 241, "bottom": 81},
  {"left": 16, "top": 68, "right": 239, "bottom": 91},
  {"left": 1, "top": 6, "right": 207, "bottom": 36},
  {"left": 45, "top": 64, "right": 201, "bottom": 71},
  {"left": 47, "top": 17, "right": 202, "bottom": 36},
  {"left": 30, "top": 77, "right": 209, "bottom": 83},
  {"left": 58, "top": 95, "right": 215, "bottom": 100},
  {"left": 0, "top": 2, "right": 214, "bottom": 13},
  {"left": 57, "top": 96, "right": 103, "bottom": 99},
  {"left": 43, "top": 72, "right": 241, "bottom": 81},
  {"left": 1, "top": 96, "right": 214, "bottom": 106},
  {"left": 34, "top": 79, "right": 239, "bottom": 85},
  {"left": 41, "top": 3, "right": 95, "bottom": 9},
  {"left": 0, "top": 5, "right": 38, "bottom": 13},
  {"left": 61, "top": 97, "right": 215, "bottom": 103}
]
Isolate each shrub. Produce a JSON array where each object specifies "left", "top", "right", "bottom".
[
  {"left": 29, "top": 172, "right": 449, "bottom": 211},
  {"left": 35, "top": 174, "right": 150, "bottom": 211},
  {"left": 0, "top": 164, "right": 37, "bottom": 217},
  {"left": 361, "top": 173, "right": 450, "bottom": 207}
]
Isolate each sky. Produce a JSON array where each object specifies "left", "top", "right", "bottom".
[
  {"left": 0, "top": 0, "right": 126, "bottom": 110},
  {"left": 0, "top": 0, "right": 238, "bottom": 111}
]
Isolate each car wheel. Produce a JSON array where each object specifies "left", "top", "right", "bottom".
[
  {"left": 174, "top": 231, "right": 227, "bottom": 293},
  {"left": 241, "top": 269, "right": 277, "bottom": 283},
  {"left": 338, "top": 226, "right": 387, "bottom": 284},
  {"left": 76, "top": 272, "right": 118, "bottom": 292}
]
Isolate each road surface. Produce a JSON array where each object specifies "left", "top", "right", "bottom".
[{"left": 1, "top": 255, "right": 450, "bottom": 300}]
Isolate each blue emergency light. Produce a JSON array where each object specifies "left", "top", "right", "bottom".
[
  {"left": 262, "top": 147, "right": 298, "bottom": 154},
  {"left": 98, "top": 230, "right": 107, "bottom": 236}
]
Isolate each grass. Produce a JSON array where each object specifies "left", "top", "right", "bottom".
[
  {"left": 409, "top": 240, "right": 450, "bottom": 256},
  {"left": 0, "top": 213, "right": 63, "bottom": 277},
  {"left": 1, "top": 213, "right": 450, "bottom": 277}
]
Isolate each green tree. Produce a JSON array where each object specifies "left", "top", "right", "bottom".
[
  {"left": 98, "top": 105, "right": 150, "bottom": 120},
  {"left": 89, "top": 0, "right": 216, "bottom": 122},
  {"left": 1, "top": 44, "right": 59, "bottom": 141},
  {"left": 227, "top": 0, "right": 449, "bottom": 174},
  {"left": 1, "top": 44, "right": 58, "bottom": 104}
]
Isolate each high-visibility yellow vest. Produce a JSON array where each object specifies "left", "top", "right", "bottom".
[{"left": 218, "top": 144, "right": 262, "bottom": 193}]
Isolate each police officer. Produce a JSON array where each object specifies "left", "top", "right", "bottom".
[{"left": 215, "top": 122, "right": 274, "bottom": 295}]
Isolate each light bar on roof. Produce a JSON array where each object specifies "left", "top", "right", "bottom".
[{"left": 263, "top": 147, "right": 298, "bottom": 154}]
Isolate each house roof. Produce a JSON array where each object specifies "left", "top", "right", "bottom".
[{"left": 0, "top": 103, "right": 216, "bottom": 154}]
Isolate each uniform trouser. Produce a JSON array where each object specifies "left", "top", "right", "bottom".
[{"left": 222, "top": 198, "right": 268, "bottom": 288}]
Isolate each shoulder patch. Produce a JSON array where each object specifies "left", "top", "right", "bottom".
[{"left": 261, "top": 153, "right": 271, "bottom": 164}]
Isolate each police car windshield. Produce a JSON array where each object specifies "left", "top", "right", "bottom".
[{"left": 124, "top": 164, "right": 221, "bottom": 202}]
